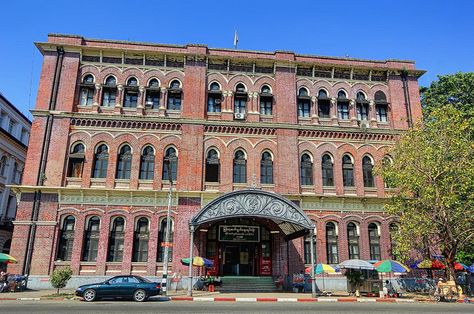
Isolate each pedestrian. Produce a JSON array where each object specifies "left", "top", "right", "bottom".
[{"left": 0, "top": 269, "right": 8, "bottom": 293}]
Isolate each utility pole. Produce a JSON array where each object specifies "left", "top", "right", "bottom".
[{"left": 161, "top": 156, "right": 174, "bottom": 295}]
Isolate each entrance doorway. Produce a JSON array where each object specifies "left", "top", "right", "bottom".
[{"left": 222, "top": 243, "right": 255, "bottom": 276}]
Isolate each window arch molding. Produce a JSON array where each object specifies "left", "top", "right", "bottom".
[
  {"left": 163, "top": 145, "right": 178, "bottom": 157},
  {"left": 382, "top": 155, "right": 393, "bottom": 164},
  {"left": 234, "top": 148, "right": 247, "bottom": 160},
  {"left": 321, "top": 152, "right": 334, "bottom": 163},
  {"left": 261, "top": 149, "right": 274, "bottom": 160},
  {"left": 94, "top": 142, "right": 109, "bottom": 153},
  {"left": 110, "top": 215, "right": 127, "bottom": 231},
  {"left": 208, "top": 81, "right": 222, "bottom": 90},
  {"left": 126, "top": 76, "right": 139, "bottom": 87},
  {"left": 70, "top": 141, "right": 86, "bottom": 154},
  {"left": 84, "top": 215, "right": 101, "bottom": 230},
  {"left": 337, "top": 89, "right": 348, "bottom": 99},
  {"left": 205, "top": 147, "right": 220, "bottom": 158},
  {"left": 367, "top": 221, "right": 382, "bottom": 236},
  {"left": 346, "top": 221, "right": 360, "bottom": 235},
  {"left": 117, "top": 142, "right": 133, "bottom": 154},
  {"left": 325, "top": 220, "right": 339, "bottom": 235},
  {"left": 158, "top": 216, "right": 175, "bottom": 233},
  {"left": 374, "top": 91, "right": 388, "bottom": 103},
  {"left": 103, "top": 75, "right": 118, "bottom": 86},
  {"left": 317, "top": 88, "right": 329, "bottom": 97},
  {"left": 147, "top": 77, "right": 161, "bottom": 87},
  {"left": 234, "top": 82, "right": 248, "bottom": 92},
  {"left": 82, "top": 73, "right": 96, "bottom": 84},
  {"left": 260, "top": 84, "right": 272, "bottom": 94},
  {"left": 298, "top": 86, "right": 310, "bottom": 96},
  {"left": 140, "top": 144, "right": 155, "bottom": 155},
  {"left": 169, "top": 78, "right": 182, "bottom": 88},
  {"left": 342, "top": 153, "right": 354, "bottom": 164},
  {"left": 59, "top": 214, "right": 76, "bottom": 229},
  {"left": 134, "top": 216, "right": 151, "bottom": 230},
  {"left": 362, "top": 154, "right": 374, "bottom": 165},
  {"left": 300, "top": 151, "right": 314, "bottom": 163},
  {"left": 356, "top": 90, "right": 367, "bottom": 100}
]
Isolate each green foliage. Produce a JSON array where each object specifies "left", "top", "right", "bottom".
[
  {"left": 455, "top": 244, "right": 474, "bottom": 265},
  {"left": 346, "top": 270, "right": 365, "bottom": 288},
  {"left": 377, "top": 104, "right": 474, "bottom": 279},
  {"left": 421, "top": 72, "right": 474, "bottom": 125},
  {"left": 50, "top": 267, "right": 72, "bottom": 294}
]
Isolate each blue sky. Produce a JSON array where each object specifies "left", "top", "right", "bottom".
[{"left": 1, "top": 0, "right": 473, "bottom": 119}]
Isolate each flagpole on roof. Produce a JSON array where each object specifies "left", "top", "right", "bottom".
[{"left": 234, "top": 30, "right": 238, "bottom": 49}]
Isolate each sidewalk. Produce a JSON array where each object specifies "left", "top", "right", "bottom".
[{"left": 1, "top": 289, "right": 473, "bottom": 303}]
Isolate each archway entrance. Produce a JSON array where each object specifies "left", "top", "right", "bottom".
[{"left": 186, "top": 190, "right": 317, "bottom": 296}]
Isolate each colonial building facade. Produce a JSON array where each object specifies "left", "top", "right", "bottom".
[
  {"left": 0, "top": 93, "right": 30, "bottom": 254},
  {"left": 9, "top": 34, "right": 423, "bottom": 287}
]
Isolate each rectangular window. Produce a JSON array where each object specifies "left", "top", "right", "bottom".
[
  {"left": 207, "top": 95, "right": 222, "bottom": 113},
  {"left": 167, "top": 92, "right": 182, "bottom": 110},
  {"left": 318, "top": 99, "right": 330, "bottom": 118},
  {"left": 146, "top": 90, "right": 160, "bottom": 109},
  {"left": 357, "top": 103, "right": 369, "bottom": 120},
  {"left": 260, "top": 97, "right": 272, "bottom": 115},
  {"left": 303, "top": 236, "right": 316, "bottom": 264},
  {"left": 234, "top": 97, "right": 246, "bottom": 114},
  {"left": 80, "top": 87, "right": 94, "bottom": 106},
  {"left": 376, "top": 105, "right": 388, "bottom": 122},
  {"left": 124, "top": 91, "right": 138, "bottom": 108},
  {"left": 298, "top": 99, "right": 310, "bottom": 117},
  {"left": 8, "top": 120, "right": 15, "bottom": 134},
  {"left": 338, "top": 102, "right": 349, "bottom": 120},
  {"left": 102, "top": 89, "right": 116, "bottom": 107},
  {"left": 327, "top": 242, "right": 339, "bottom": 264}
]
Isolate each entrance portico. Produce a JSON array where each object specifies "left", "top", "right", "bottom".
[{"left": 186, "top": 189, "right": 317, "bottom": 296}]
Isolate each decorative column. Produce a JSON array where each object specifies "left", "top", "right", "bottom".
[
  {"left": 137, "top": 86, "right": 145, "bottom": 116},
  {"left": 369, "top": 100, "right": 378, "bottom": 128},
  {"left": 349, "top": 99, "right": 358, "bottom": 126},
  {"left": 114, "top": 85, "right": 123, "bottom": 114},
  {"left": 92, "top": 84, "right": 101, "bottom": 113},
  {"left": 158, "top": 87, "right": 167, "bottom": 117},
  {"left": 247, "top": 92, "right": 259, "bottom": 122},
  {"left": 330, "top": 97, "right": 338, "bottom": 125},
  {"left": 310, "top": 229, "right": 317, "bottom": 298},
  {"left": 95, "top": 215, "right": 111, "bottom": 275},
  {"left": 311, "top": 96, "right": 319, "bottom": 125}
]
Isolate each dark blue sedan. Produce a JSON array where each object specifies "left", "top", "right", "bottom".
[{"left": 75, "top": 275, "right": 161, "bottom": 302}]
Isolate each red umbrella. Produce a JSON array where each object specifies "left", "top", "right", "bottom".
[{"left": 416, "top": 259, "right": 446, "bottom": 269}]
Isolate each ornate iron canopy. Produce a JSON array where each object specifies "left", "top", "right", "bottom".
[{"left": 190, "top": 190, "right": 315, "bottom": 240}]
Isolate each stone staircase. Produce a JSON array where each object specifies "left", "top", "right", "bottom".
[{"left": 217, "top": 276, "right": 277, "bottom": 292}]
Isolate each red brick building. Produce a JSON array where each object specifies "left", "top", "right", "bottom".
[{"left": 9, "top": 34, "right": 423, "bottom": 289}]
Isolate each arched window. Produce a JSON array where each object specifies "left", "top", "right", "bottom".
[
  {"left": 123, "top": 77, "right": 139, "bottom": 108},
  {"left": 389, "top": 223, "right": 399, "bottom": 259},
  {"left": 82, "top": 216, "right": 100, "bottom": 262},
  {"left": 300, "top": 153, "right": 313, "bottom": 186},
  {"left": 67, "top": 143, "right": 85, "bottom": 178},
  {"left": 145, "top": 79, "right": 160, "bottom": 109},
  {"left": 108, "top": 217, "right": 125, "bottom": 262},
  {"left": 375, "top": 91, "right": 388, "bottom": 122},
  {"left": 326, "top": 222, "right": 339, "bottom": 264},
  {"left": 57, "top": 215, "right": 75, "bottom": 261},
  {"left": 297, "top": 88, "right": 311, "bottom": 117},
  {"left": 260, "top": 152, "right": 273, "bottom": 184},
  {"left": 321, "top": 154, "right": 334, "bottom": 186},
  {"left": 139, "top": 146, "right": 155, "bottom": 180},
  {"left": 260, "top": 85, "right": 273, "bottom": 115},
  {"left": 368, "top": 223, "right": 381, "bottom": 260},
  {"left": 80, "top": 75, "right": 95, "bottom": 106},
  {"left": 102, "top": 76, "right": 117, "bottom": 107},
  {"left": 116, "top": 145, "right": 132, "bottom": 180},
  {"left": 347, "top": 222, "right": 360, "bottom": 259},
  {"left": 318, "top": 89, "right": 330, "bottom": 118},
  {"left": 162, "top": 147, "right": 178, "bottom": 182},
  {"left": 234, "top": 83, "right": 247, "bottom": 114},
  {"left": 205, "top": 149, "right": 219, "bottom": 182},
  {"left": 133, "top": 217, "right": 149, "bottom": 262},
  {"left": 362, "top": 156, "right": 374, "bottom": 187},
  {"left": 337, "top": 90, "right": 349, "bottom": 120},
  {"left": 207, "top": 82, "right": 222, "bottom": 113},
  {"left": 233, "top": 150, "right": 247, "bottom": 183},
  {"left": 12, "top": 162, "right": 21, "bottom": 184},
  {"left": 303, "top": 225, "right": 317, "bottom": 264},
  {"left": 356, "top": 92, "right": 369, "bottom": 121},
  {"left": 157, "top": 218, "right": 174, "bottom": 262},
  {"left": 167, "top": 80, "right": 182, "bottom": 111},
  {"left": 342, "top": 155, "right": 354, "bottom": 187},
  {"left": 0, "top": 156, "right": 7, "bottom": 177},
  {"left": 92, "top": 144, "right": 109, "bottom": 178}
]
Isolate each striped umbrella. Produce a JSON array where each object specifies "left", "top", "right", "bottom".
[
  {"left": 0, "top": 253, "right": 17, "bottom": 264},
  {"left": 374, "top": 260, "right": 410, "bottom": 273},
  {"left": 454, "top": 262, "right": 469, "bottom": 271},
  {"left": 180, "top": 257, "right": 213, "bottom": 268}
]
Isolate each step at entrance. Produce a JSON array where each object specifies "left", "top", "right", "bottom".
[{"left": 217, "top": 276, "right": 277, "bottom": 292}]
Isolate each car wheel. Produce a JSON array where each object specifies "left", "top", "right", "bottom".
[
  {"left": 133, "top": 289, "right": 147, "bottom": 302},
  {"left": 83, "top": 289, "right": 96, "bottom": 302}
]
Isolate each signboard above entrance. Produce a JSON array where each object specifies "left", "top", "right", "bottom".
[{"left": 218, "top": 225, "right": 260, "bottom": 242}]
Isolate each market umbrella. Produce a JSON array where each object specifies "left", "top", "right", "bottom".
[
  {"left": 416, "top": 259, "right": 446, "bottom": 269},
  {"left": 306, "top": 263, "right": 338, "bottom": 292},
  {"left": 338, "top": 259, "right": 375, "bottom": 270},
  {"left": 180, "top": 257, "right": 213, "bottom": 268},
  {"left": 468, "top": 263, "right": 474, "bottom": 273},
  {"left": 0, "top": 253, "right": 17, "bottom": 264},
  {"left": 374, "top": 260, "right": 410, "bottom": 273},
  {"left": 454, "top": 262, "right": 469, "bottom": 271}
]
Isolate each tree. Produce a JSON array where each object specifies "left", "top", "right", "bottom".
[
  {"left": 379, "top": 105, "right": 474, "bottom": 281},
  {"left": 50, "top": 267, "right": 72, "bottom": 294},
  {"left": 421, "top": 72, "right": 474, "bottom": 124}
]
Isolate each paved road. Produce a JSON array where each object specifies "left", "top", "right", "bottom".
[{"left": 0, "top": 300, "right": 473, "bottom": 314}]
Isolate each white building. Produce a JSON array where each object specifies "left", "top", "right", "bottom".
[{"left": 0, "top": 93, "right": 30, "bottom": 254}]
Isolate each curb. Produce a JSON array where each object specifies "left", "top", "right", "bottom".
[{"left": 169, "top": 296, "right": 417, "bottom": 303}]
